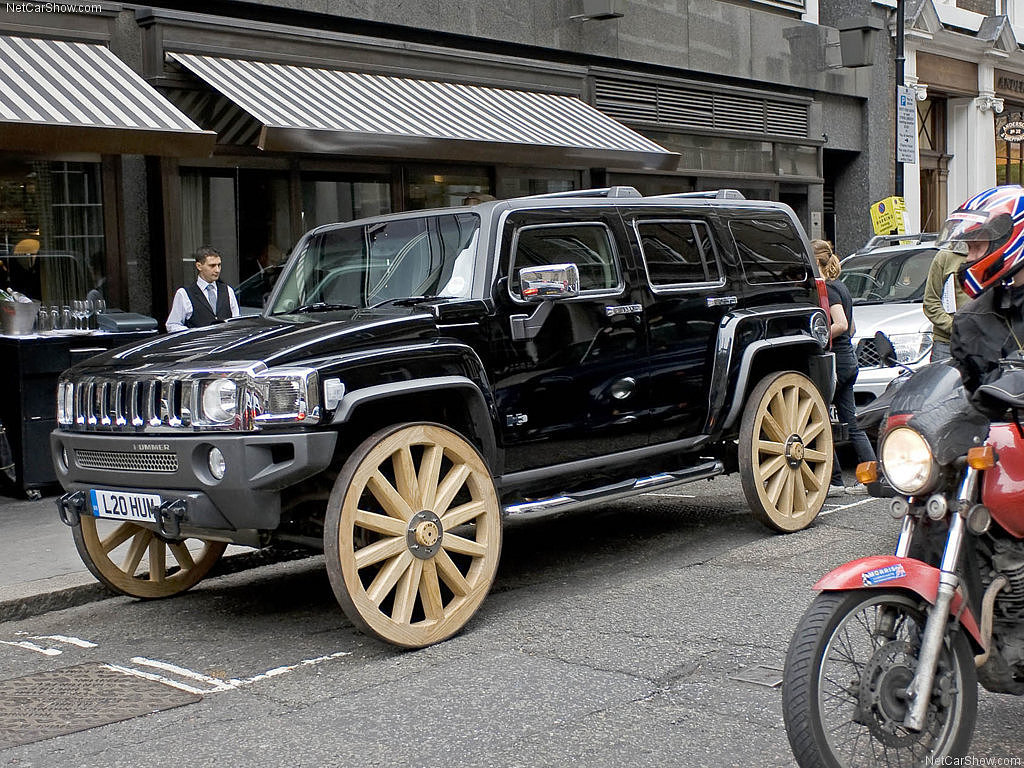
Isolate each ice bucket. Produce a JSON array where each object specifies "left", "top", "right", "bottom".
[{"left": 0, "top": 300, "right": 40, "bottom": 335}]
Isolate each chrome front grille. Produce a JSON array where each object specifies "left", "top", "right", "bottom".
[
  {"left": 66, "top": 376, "right": 191, "bottom": 432},
  {"left": 76, "top": 449, "right": 178, "bottom": 473}
]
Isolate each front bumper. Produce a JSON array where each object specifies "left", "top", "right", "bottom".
[{"left": 50, "top": 429, "right": 338, "bottom": 532}]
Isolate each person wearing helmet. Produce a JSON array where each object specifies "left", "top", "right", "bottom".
[{"left": 946, "top": 185, "right": 1024, "bottom": 395}]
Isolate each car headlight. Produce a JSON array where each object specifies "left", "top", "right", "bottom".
[
  {"left": 57, "top": 380, "right": 73, "bottom": 425},
  {"left": 887, "top": 332, "right": 933, "bottom": 364},
  {"left": 880, "top": 426, "right": 938, "bottom": 495},
  {"left": 250, "top": 368, "right": 320, "bottom": 425},
  {"left": 201, "top": 379, "right": 238, "bottom": 424}
]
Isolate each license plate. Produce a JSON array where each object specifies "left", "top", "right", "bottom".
[{"left": 89, "top": 489, "right": 162, "bottom": 522}]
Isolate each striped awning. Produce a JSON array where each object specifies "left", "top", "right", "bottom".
[
  {"left": 0, "top": 36, "right": 215, "bottom": 157},
  {"left": 167, "top": 53, "right": 678, "bottom": 171}
]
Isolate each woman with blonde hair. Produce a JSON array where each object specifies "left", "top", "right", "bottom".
[{"left": 811, "top": 239, "right": 875, "bottom": 495}]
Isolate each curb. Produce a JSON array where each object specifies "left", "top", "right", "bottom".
[{"left": 0, "top": 546, "right": 316, "bottom": 623}]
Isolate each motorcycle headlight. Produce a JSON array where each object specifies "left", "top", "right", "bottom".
[
  {"left": 880, "top": 426, "right": 939, "bottom": 495},
  {"left": 887, "top": 332, "right": 933, "bottom": 364},
  {"left": 201, "top": 378, "right": 238, "bottom": 424}
]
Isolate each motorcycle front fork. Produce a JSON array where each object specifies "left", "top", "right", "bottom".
[{"left": 895, "top": 467, "right": 976, "bottom": 732}]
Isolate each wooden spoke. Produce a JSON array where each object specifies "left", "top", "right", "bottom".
[
  {"left": 417, "top": 444, "right": 443, "bottom": 509},
  {"left": 101, "top": 522, "right": 137, "bottom": 554},
  {"left": 121, "top": 530, "right": 150, "bottom": 576},
  {"left": 354, "top": 535, "right": 407, "bottom": 570},
  {"left": 434, "top": 549, "right": 472, "bottom": 597},
  {"left": 367, "top": 470, "right": 414, "bottom": 522},
  {"left": 442, "top": 532, "right": 488, "bottom": 558},
  {"left": 326, "top": 423, "right": 501, "bottom": 648},
  {"left": 168, "top": 541, "right": 196, "bottom": 571},
  {"left": 432, "top": 463, "right": 471, "bottom": 514},
  {"left": 354, "top": 508, "right": 407, "bottom": 537},
  {"left": 739, "top": 372, "right": 832, "bottom": 533},
  {"left": 73, "top": 517, "right": 227, "bottom": 599},
  {"left": 366, "top": 550, "right": 414, "bottom": 607},
  {"left": 392, "top": 445, "right": 419, "bottom": 504},
  {"left": 440, "top": 500, "right": 486, "bottom": 529},
  {"left": 148, "top": 538, "right": 166, "bottom": 583},
  {"left": 392, "top": 558, "right": 424, "bottom": 625},
  {"left": 419, "top": 559, "right": 445, "bottom": 622},
  {"left": 757, "top": 439, "right": 787, "bottom": 456}
]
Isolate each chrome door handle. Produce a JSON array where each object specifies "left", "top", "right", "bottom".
[{"left": 605, "top": 304, "right": 643, "bottom": 317}]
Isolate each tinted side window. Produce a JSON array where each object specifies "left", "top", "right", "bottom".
[
  {"left": 510, "top": 223, "right": 620, "bottom": 294},
  {"left": 638, "top": 220, "right": 722, "bottom": 287},
  {"left": 730, "top": 217, "right": 809, "bottom": 284}
]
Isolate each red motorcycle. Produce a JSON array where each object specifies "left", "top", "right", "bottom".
[{"left": 782, "top": 357, "right": 1024, "bottom": 766}]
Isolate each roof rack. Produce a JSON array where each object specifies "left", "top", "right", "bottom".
[
  {"left": 654, "top": 189, "right": 746, "bottom": 200},
  {"left": 526, "top": 186, "right": 643, "bottom": 199}
]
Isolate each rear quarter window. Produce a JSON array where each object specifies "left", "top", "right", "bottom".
[{"left": 729, "top": 217, "right": 809, "bottom": 285}]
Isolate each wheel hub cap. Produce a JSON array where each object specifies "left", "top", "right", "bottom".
[
  {"left": 406, "top": 510, "right": 444, "bottom": 559},
  {"left": 785, "top": 434, "right": 805, "bottom": 467}
]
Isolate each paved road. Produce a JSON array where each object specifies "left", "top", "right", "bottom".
[{"left": 0, "top": 476, "right": 1022, "bottom": 767}]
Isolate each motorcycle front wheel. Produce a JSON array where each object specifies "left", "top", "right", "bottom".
[{"left": 782, "top": 590, "right": 977, "bottom": 768}]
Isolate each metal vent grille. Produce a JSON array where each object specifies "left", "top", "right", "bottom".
[
  {"left": 856, "top": 337, "right": 881, "bottom": 368},
  {"left": 76, "top": 450, "right": 178, "bottom": 473},
  {"left": 594, "top": 78, "right": 808, "bottom": 139}
]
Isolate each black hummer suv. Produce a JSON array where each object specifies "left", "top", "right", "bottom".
[{"left": 52, "top": 187, "right": 834, "bottom": 647}]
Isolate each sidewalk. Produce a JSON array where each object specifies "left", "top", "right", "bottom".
[{"left": 0, "top": 489, "right": 306, "bottom": 622}]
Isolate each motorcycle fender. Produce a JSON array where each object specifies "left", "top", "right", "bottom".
[{"left": 814, "top": 555, "right": 984, "bottom": 647}]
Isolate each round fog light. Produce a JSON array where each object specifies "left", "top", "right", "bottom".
[
  {"left": 60, "top": 445, "right": 69, "bottom": 472},
  {"left": 208, "top": 447, "right": 226, "bottom": 480}
]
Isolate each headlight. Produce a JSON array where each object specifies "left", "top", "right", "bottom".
[
  {"left": 887, "top": 332, "right": 933, "bottom": 364},
  {"left": 880, "top": 426, "right": 938, "bottom": 495},
  {"left": 250, "top": 368, "right": 320, "bottom": 425},
  {"left": 810, "top": 312, "right": 830, "bottom": 347},
  {"left": 201, "top": 379, "right": 238, "bottom": 424},
  {"left": 57, "top": 381, "right": 73, "bottom": 425}
]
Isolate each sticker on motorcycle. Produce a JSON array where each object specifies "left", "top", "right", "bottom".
[{"left": 861, "top": 563, "right": 907, "bottom": 586}]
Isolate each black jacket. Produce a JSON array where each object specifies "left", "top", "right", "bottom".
[{"left": 951, "top": 282, "right": 1024, "bottom": 396}]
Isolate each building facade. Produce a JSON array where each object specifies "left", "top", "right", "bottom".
[{"left": 0, "top": 0, "right": 880, "bottom": 320}]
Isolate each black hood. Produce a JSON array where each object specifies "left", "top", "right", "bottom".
[{"left": 69, "top": 309, "right": 440, "bottom": 373}]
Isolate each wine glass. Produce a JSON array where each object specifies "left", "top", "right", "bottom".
[{"left": 84, "top": 299, "right": 95, "bottom": 331}]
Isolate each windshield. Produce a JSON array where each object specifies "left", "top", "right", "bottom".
[
  {"left": 838, "top": 247, "right": 936, "bottom": 304},
  {"left": 270, "top": 212, "right": 481, "bottom": 314}
]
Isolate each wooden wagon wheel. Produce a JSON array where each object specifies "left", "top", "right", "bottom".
[
  {"left": 73, "top": 517, "right": 227, "bottom": 598},
  {"left": 738, "top": 371, "right": 832, "bottom": 533},
  {"left": 324, "top": 423, "right": 502, "bottom": 648}
]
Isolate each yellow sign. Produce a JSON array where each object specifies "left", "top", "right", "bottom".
[{"left": 870, "top": 196, "right": 906, "bottom": 235}]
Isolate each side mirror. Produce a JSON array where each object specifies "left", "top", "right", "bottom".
[
  {"left": 874, "top": 331, "right": 897, "bottom": 367},
  {"left": 518, "top": 263, "right": 580, "bottom": 302}
]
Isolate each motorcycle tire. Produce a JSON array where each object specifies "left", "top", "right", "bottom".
[{"left": 782, "top": 589, "right": 977, "bottom": 768}]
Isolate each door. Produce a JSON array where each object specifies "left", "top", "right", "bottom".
[
  {"left": 488, "top": 208, "right": 650, "bottom": 474},
  {"left": 624, "top": 210, "right": 735, "bottom": 441}
]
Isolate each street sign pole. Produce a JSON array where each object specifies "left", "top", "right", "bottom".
[{"left": 895, "top": 0, "right": 905, "bottom": 198}]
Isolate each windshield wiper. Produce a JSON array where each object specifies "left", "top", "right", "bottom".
[
  {"left": 286, "top": 302, "right": 359, "bottom": 314},
  {"left": 370, "top": 296, "right": 453, "bottom": 309}
]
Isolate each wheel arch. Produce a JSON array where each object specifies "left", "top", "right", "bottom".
[{"left": 330, "top": 376, "right": 500, "bottom": 472}]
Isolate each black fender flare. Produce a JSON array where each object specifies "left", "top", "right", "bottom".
[{"left": 330, "top": 375, "right": 499, "bottom": 469}]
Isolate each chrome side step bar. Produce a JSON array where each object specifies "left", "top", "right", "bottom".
[{"left": 503, "top": 459, "right": 725, "bottom": 518}]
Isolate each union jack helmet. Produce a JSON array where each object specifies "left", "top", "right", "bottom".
[{"left": 938, "top": 185, "right": 1024, "bottom": 298}]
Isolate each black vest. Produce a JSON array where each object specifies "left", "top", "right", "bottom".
[{"left": 184, "top": 281, "right": 231, "bottom": 328}]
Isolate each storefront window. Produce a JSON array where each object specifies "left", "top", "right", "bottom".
[
  {"left": 406, "top": 168, "right": 491, "bottom": 210},
  {"left": 996, "top": 111, "right": 1024, "bottom": 186},
  {"left": 300, "top": 176, "right": 391, "bottom": 232},
  {"left": 0, "top": 156, "right": 104, "bottom": 306},
  {"left": 775, "top": 145, "right": 818, "bottom": 177},
  {"left": 179, "top": 168, "right": 292, "bottom": 293}
]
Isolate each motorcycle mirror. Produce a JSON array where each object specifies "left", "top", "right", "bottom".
[{"left": 874, "top": 331, "right": 897, "bottom": 368}]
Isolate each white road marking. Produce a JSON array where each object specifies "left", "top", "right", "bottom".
[
  {"left": 820, "top": 497, "right": 879, "bottom": 516},
  {"left": 0, "top": 640, "right": 61, "bottom": 656},
  {"left": 31, "top": 634, "right": 97, "bottom": 648},
  {"left": 120, "top": 651, "right": 354, "bottom": 695}
]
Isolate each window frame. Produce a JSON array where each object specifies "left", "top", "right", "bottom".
[
  {"left": 506, "top": 221, "right": 625, "bottom": 305},
  {"left": 632, "top": 218, "right": 726, "bottom": 293}
]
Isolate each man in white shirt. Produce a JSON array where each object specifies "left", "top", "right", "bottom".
[{"left": 165, "top": 245, "right": 240, "bottom": 332}]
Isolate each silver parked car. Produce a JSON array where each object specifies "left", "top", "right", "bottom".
[{"left": 838, "top": 235, "right": 939, "bottom": 406}]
